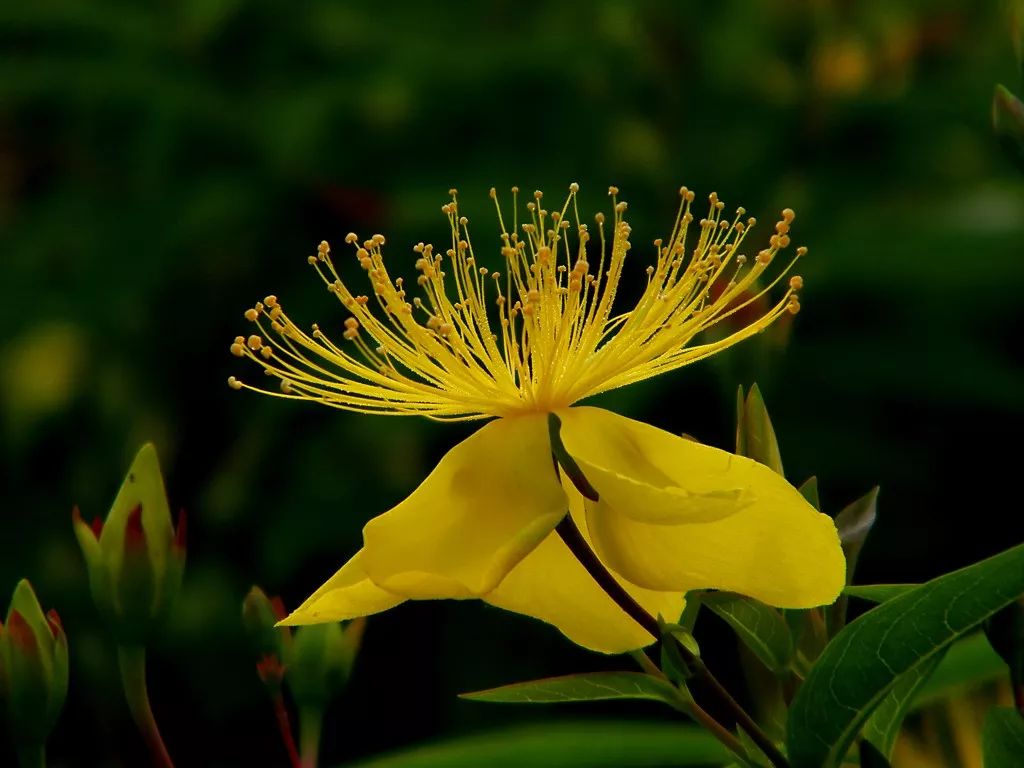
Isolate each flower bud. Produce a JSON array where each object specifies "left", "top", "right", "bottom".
[
  {"left": 73, "top": 443, "right": 186, "bottom": 644},
  {"left": 242, "top": 586, "right": 291, "bottom": 693},
  {"left": 0, "top": 580, "right": 68, "bottom": 750},
  {"left": 285, "top": 618, "right": 365, "bottom": 709}
]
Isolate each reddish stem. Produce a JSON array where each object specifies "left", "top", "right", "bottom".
[{"left": 272, "top": 694, "right": 301, "bottom": 768}]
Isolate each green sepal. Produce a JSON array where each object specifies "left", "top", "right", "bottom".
[
  {"left": 735, "top": 384, "right": 784, "bottom": 475},
  {"left": 827, "top": 487, "right": 879, "bottom": 636},
  {"left": 285, "top": 620, "right": 360, "bottom": 709}
]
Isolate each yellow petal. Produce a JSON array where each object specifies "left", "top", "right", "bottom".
[
  {"left": 558, "top": 406, "right": 753, "bottom": 524},
  {"left": 484, "top": 506, "right": 685, "bottom": 654},
  {"left": 280, "top": 549, "right": 404, "bottom": 625},
  {"left": 559, "top": 407, "right": 845, "bottom": 607},
  {"left": 361, "top": 413, "right": 567, "bottom": 599}
]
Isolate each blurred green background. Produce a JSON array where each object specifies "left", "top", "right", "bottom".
[{"left": 2, "top": 1, "right": 1022, "bottom": 765}]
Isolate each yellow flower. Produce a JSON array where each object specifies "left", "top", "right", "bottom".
[{"left": 229, "top": 185, "right": 844, "bottom": 654}]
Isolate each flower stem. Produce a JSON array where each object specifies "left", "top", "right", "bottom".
[
  {"left": 298, "top": 706, "right": 323, "bottom": 768},
  {"left": 272, "top": 693, "right": 301, "bottom": 768},
  {"left": 555, "top": 515, "right": 789, "bottom": 767},
  {"left": 15, "top": 743, "right": 45, "bottom": 768},
  {"left": 117, "top": 644, "right": 175, "bottom": 768},
  {"left": 630, "top": 650, "right": 749, "bottom": 763}
]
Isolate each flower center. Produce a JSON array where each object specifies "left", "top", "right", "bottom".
[{"left": 228, "top": 184, "right": 804, "bottom": 420}]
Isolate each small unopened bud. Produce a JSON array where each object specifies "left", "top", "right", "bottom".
[
  {"left": 0, "top": 580, "right": 68, "bottom": 751},
  {"left": 72, "top": 444, "right": 186, "bottom": 644}
]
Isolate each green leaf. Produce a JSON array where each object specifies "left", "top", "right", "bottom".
[
  {"left": 786, "top": 542, "right": 1024, "bottom": 768},
  {"left": 913, "top": 632, "right": 1009, "bottom": 709},
  {"left": 460, "top": 672, "right": 688, "bottom": 713},
  {"left": 842, "top": 584, "right": 917, "bottom": 604},
  {"left": 861, "top": 647, "right": 947, "bottom": 758},
  {"left": 700, "top": 593, "right": 793, "bottom": 674},
  {"left": 342, "top": 720, "right": 732, "bottom": 767},
  {"left": 984, "top": 598, "right": 1024, "bottom": 706},
  {"left": 994, "top": 84, "right": 1024, "bottom": 173},
  {"left": 982, "top": 708, "right": 1024, "bottom": 767},
  {"left": 827, "top": 487, "right": 879, "bottom": 635}
]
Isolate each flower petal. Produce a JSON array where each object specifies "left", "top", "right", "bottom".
[
  {"left": 361, "top": 413, "right": 567, "bottom": 599},
  {"left": 280, "top": 549, "right": 404, "bottom": 625},
  {"left": 558, "top": 406, "right": 753, "bottom": 524},
  {"left": 560, "top": 407, "right": 845, "bottom": 607},
  {"left": 483, "top": 506, "right": 685, "bottom": 654}
]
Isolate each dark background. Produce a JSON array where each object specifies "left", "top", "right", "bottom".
[{"left": 2, "top": 1, "right": 1022, "bottom": 765}]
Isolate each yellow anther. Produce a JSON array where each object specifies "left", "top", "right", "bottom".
[
  {"left": 372, "top": 234, "right": 386, "bottom": 245},
  {"left": 569, "top": 182, "right": 580, "bottom": 193},
  {"left": 789, "top": 275, "right": 804, "bottom": 290},
  {"left": 280, "top": 380, "right": 293, "bottom": 394},
  {"left": 261, "top": 346, "right": 273, "bottom": 359},
  {"left": 318, "top": 240, "right": 331, "bottom": 254},
  {"left": 230, "top": 343, "right": 245, "bottom": 357},
  {"left": 244, "top": 308, "right": 259, "bottom": 322},
  {"left": 608, "top": 186, "right": 619, "bottom": 196},
  {"left": 787, "top": 299, "right": 801, "bottom": 315},
  {"left": 796, "top": 246, "right": 808, "bottom": 257},
  {"left": 345, "top": 233, "right": 358, "bottom": 244},
  {"left": 247, "top": 335, "right": 263, "bottom": 350},
  {"left": 264, "top": 295, "right": 278, "bottom": 307},
  {"left": 228, "top": 376, "right": 242, "bottom": 390},
  {"left": 757, "top": 250, "right": 772, "bottom": 265},
  {"left": 781, "top": 208, "right": 795, "bottom": 223}
]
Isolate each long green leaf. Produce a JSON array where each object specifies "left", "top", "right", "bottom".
[
  {"left": 786, "top": 542, "right": 1024, "bottom": 768},
  {"left": 861, "top": 648, "right": 946, "bottom": 758},
  {"left": 701, "top": 593, "right": 793, "bottom": 674},
  {"left": 461, "top": 672, "right": 688, "bottom": 712},
  {"left": 842, "top": 584, "right": 917, "bottom": 604},
  {"left": 343, "top": 721, "right": 732, "bottom": 767},
  {"left": 982, "top": 708, "right": 1024, "bottom": 767},
  {"left": 913, "top": 632, "right": 1008, "bottom": 709}
]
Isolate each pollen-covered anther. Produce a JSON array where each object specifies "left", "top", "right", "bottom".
[
  {"left": 372, "top": 234, "right": 386, "bottom": 246},
  {"left": 280, "top": 380, "right": 293, "bottom": 394},
  {"left": 318, "top": 240, "right": 331, "bottom": 255},
  {"left": 244, "top": 308, "right": 259, "bottom": 322},
  {"left": 789, "top": 275, "right": 804, "bottom": 291},
  {"left": 615, "top": 202, "right": 628, "bottom": 214},
  {"left": 230, "top": 342, "right": 245, "bottom": 357},
  {"left": 260, "top": 346, "right": 273, "bottom": 359},
  {"left": 796, "top": 246, "right": 808, "bottom": 257},
  {"left": 247, "top": 335, "right": 263, "bottom": 351},
  {"left": 345, "top": 233, "right": 358, "bottom": 244},
  {"left": 569, "top": 182, "right": 580, "bottom": 193},
  {"left": 264, "top": 295, "right": 278, "bottom": 308},
  {"left": 228, "top": 376, "right": 242, "bottom": 390},
  {"left": 781, "top": 208, "right": 796, "bottom": 223},
  {"left": 787, "top": 298, "right": 802, "bottom": 315},
  {"left": 757, "top": 249, "right": 773, "bottom": 266}
]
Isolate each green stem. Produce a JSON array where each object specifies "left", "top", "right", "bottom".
[
  {"left": 298, "top": 706, "right": 323, "bottom": 768},
  {"left": 630, "top": 651, "right": 750, "bottom": 764},
  {"left": 15, "top": 743, "right": 45, "bottom": 768},
  {"left": 548, "top": 413, "right": 790, "bottom": 768},
  {"left": 117, "top": 644, "right": 175, "bottom": 768}
]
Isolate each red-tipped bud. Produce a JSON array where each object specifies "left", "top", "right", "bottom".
[
  {"left": 1, "top": 580, "right": 69, "bottom": 748},
  {"left": 124, "top": 504, "right": 147, "bottom": 554},
  {"left": 72, "top": 444, "right": 185, "bottom": 644},
  {"left": 173, "top": 509, "right": 187, "bottom": 552}
]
